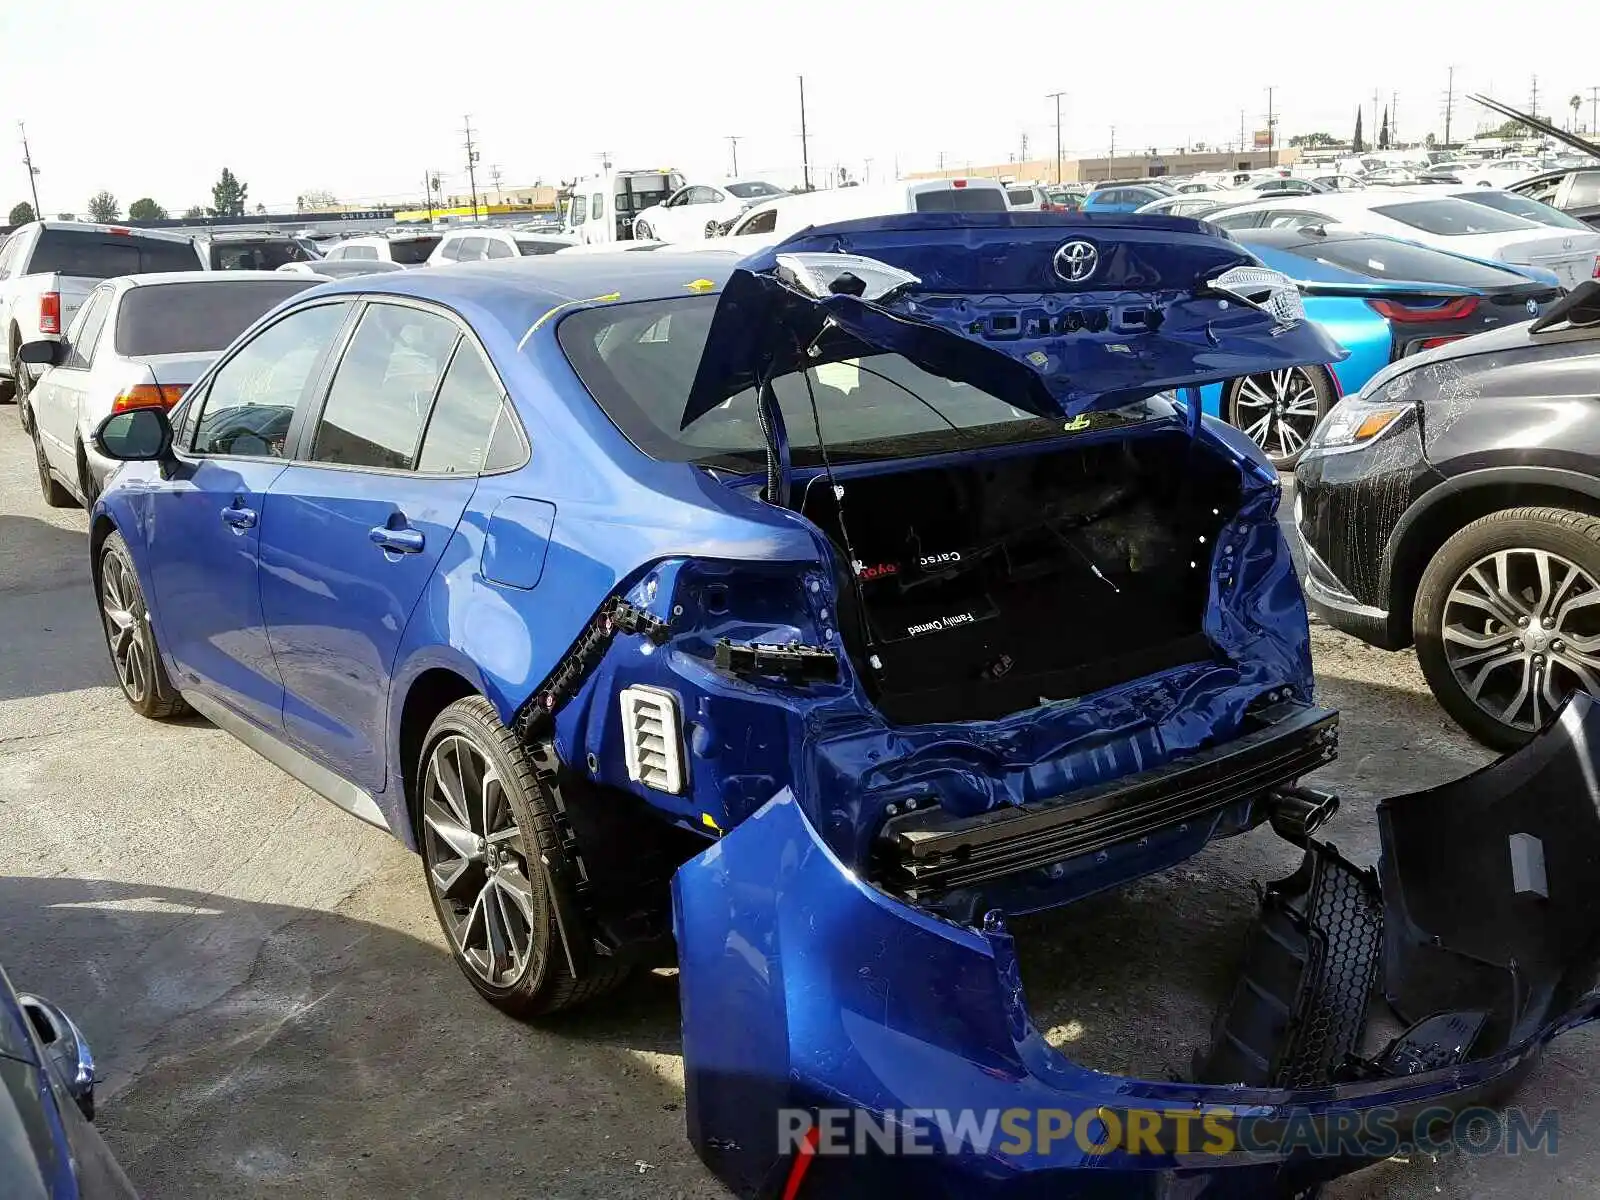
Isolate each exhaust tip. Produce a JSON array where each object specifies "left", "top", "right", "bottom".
[{"left": 1268, "top": 785, "right": 1340, "bottom": 844}]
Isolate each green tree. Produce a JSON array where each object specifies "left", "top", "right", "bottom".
[
  {"left": 209, "top": 168, "right": 248, "bottom": 216},
  {"left": 1353, "top": 108, "right": 1365, "bottom": 153},
  {"left": 87, "top": 190, "right": 120, "bottom": 222},
  {"left": 182, "top": 205, "right": 205, "bottom": 219},
  {"left": 1572, "top": 95, "right": 1583, "bottom": 130},
  {"left": 1289, "top": 132, "right": 1336, "bottom": 149},
  {"left": 56, "top": 212, "right": 75, "bottom": 222},
  {"left": 1378, "top": 106, "right": 1390, "bottom": 150},
  {"left": 1425, "top": 132, "right": 1437, "bottom": 148},
  {"left": 127, "top": 197, "right": 168, "bottom": 221},
  {"left": 1489, "top": 118, "right": 1529, "bottom": 139},
  {"left": 299, "top": 189, "right": 337, "bottom": 209},
  {"left": 7, "top": 201, "right": 34, "bottom": 225}
]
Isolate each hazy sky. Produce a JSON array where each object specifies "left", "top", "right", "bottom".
[{"left": 3, "top": 0, "right": 1595, "bottom": 215}]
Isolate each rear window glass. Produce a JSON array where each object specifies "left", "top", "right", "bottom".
[
  {"left": 725, "top": 181, "right": 784, "bottom": 200},
  {"left": 115, "top": 280, "right": 317, "bottom": 356},
  {"left": 387, "top": 236, "right": 440, "bottom": 265},
  {"left": 208, "top": 240, "right": 316, "bottom": 270},
  {"left": 559, "top": 296, "right": 1073, "bottom": 469},
  {"left": 914, "top": 187, "right": 1009, "bottom": 213},
  {"left": 513, "top": 237, "right": 567, "bottom": 255},
  {"left": 1007, "top": 187, "right": 1035, "bottom": 204},
  {"left": 1454, "top": 190, "right": 1591, "bottom": 231},
  {"left": 1281, "top": 238, "right": 1524, "bottom": 288},
  {"left": 1371, "top": 200, "right": 1534, "bottom": 236},
  {"left": 29, "top": 229, "right": 200, "bottom": 277}
]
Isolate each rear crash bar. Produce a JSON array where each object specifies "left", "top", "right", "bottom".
[{"left": 874, "top": 704, "right": 1338, "bottom": 899}]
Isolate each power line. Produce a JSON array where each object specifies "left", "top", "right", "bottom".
[
  {"left": 1046, "top": 90, "right": 1067, "bottom": 184},
  {"left": 462, "top": 115, "right": 481, "bottom": 220}
]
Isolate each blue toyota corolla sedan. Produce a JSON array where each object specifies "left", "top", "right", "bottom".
[
  {"left": 76, "top": 215, "right": 1600, "bottom": 1197},
  {"left": 1195, "top": 226, "right": 1563, "bottom": 468}
]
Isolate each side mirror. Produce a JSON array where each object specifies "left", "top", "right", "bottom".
[
  {"left": 93, "top": 407, "right": 173, "bottom": 462},
  {"left": 18, "top": 994, "right": 96, "bottom": 1120},
  {"left": 18, "top": 339, "right": 64, "bottom": 367}
]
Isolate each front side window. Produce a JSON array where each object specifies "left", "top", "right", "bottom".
[
  {"left": 736, "top": 207, "right": 778, "bottom": 235},
  {"left": 63, "top": 287, "right": 112, "bottom": 371},
  {"left": 417, "top": 342, "right": 520, "bottom": 473},
  {"left": 309, "top": 303, "right": 460, "bottom": 471},
  {"left": 191, "top": 302, "right": 349, "bottom": 458}
]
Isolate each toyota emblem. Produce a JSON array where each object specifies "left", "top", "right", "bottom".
[{"left": 1054, "top": 240, "right": 1099, "bottom": 283}]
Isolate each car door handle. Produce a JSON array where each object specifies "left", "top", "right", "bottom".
[
  {"left": 369, "top": 526, "right": 425, "bottom": 554},
  {"left": 221, "top": 504, "right": 257, "bottom": 530}
]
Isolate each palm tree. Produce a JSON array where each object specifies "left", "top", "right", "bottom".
[{"left": 1572, "top": 95, "right": 1583, "bottom": 131}]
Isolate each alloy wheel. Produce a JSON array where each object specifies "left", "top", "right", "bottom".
[
  {"left": 99, "top": 552, "right": 150, "bottom": 704},
  {"left": 1231, "top": 368, "right": 1323, "bottom": 465},
  {"left": 421, "top": 734, "right": 538, "bottom": 987},
  {"left": 1440, "top": 547, "right": 1600, "bottom": 733},
  {"left": 12, "top": 350, "right": 31, "bottom": 431},
  {"left": 634, "top": 221, "right": 652, "bottom": 240}
]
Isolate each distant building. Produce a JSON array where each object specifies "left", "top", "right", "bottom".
[{"left": 907, "top": 149, "right": 1298, "bottom": 186}]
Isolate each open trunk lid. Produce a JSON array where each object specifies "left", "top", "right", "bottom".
[{"left": 682, "top": 213, "right": 1348, "bottom": 429}]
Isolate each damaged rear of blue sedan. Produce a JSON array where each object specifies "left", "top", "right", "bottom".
[{"left": 86, "top": 213, "right": 1600, "bottom": 1198}]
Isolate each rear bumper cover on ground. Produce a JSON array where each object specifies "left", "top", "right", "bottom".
[{"left": 674, "top": 695, "right": 1600, "bottom": 1197}]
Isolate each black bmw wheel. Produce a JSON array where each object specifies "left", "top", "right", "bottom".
[
  {"left": 1224, "top": 366, "right": 1335, "bottom": 470},
  {"left": 97, "top": 532, "right": 190, "bottom": 719},
  {"left": 418, "top": 697, "right": 628, "bottom": 1016}
]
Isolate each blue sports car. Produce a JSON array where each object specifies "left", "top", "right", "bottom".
[
  {"left": 1197, "top": 227, "right": 1563, "bottom": 467},
  {"left": 73, "top": 214, "right": 1600, "bottom": 1196}
]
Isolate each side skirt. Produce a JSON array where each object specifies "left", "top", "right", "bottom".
[{"left": 182, "top": 689, "right": 392, "bottom": 834}]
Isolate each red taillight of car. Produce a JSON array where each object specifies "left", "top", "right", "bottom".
[
  {"left": 952, "top": 179, "right": 968, "bottom": 188},
  {"left": 1417, "top": 336, "right": 1465, "bottom": 351},
  {"left": 111, "top": 384, "right": 186, "bottom": 413},
  {"left": 107, "top": 226, "right": 133, "bottom": 237},
  {"left": 39, "top": 291, "right": 60, "bottom": 334},
  {"left": 1368, "top": 296, "right": 1481, "bottom": 323},
  {"left": 1592, "top": 254, "right": 1600, "bottom": 279}
]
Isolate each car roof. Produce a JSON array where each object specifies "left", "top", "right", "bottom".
[
  {"left": 201, "top": 230, "right": 299, "bottom": 242},
  {"left": 27, "top": 220, "right": 194, "bottom": 244}
]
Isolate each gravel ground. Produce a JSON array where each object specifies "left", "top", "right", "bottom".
[{"left": 1, "top": 425, "right": 1594, "bottom": 1198}]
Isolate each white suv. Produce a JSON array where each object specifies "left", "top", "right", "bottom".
[{"left": 321, "top": 231, "right": 441, "bottom": 267}]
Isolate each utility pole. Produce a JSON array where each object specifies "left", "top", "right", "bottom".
[
  {"left": 1443, "top": 66, "right": 1456, "bottom": 146},
  {"left": 863, "top": 157, "right": 873, "bottom": 183},
  {"left": 18, "top": 122, "right": 40, "bottom": 215},
  {"left": 1589, "top": 86, "right": 1598, "bottom": 135},
  {"left": 1372, "top": 89, "right": 1381, "bottom": 148},
  {"left": 1265, "top": 86, "right": 1276, "bottom": 158},
  {"left": 726, "top": 135, "right": 740, "bottom": 176},
  {"left": 490, "top": 164, "right": 503, "bottom": 204},
  {"left": 798, "top": 75, "right": 811, "bottom": 191},
  {"left": 1529, "top": 75, "right": 1540, "bottom": 121},
  {"left": 1046, "top": 90, "right": 1067, "bottom": 184},
  {"left": 423, "top": 170, "right": 435, "bottom": 224},
  {"left": 937, "top": 149, "right": 946, "bottom": 172},
  {"left": 1239, "top": 109, "right": 1246, "bottom": 155},
  {"left": 462, "top": 115, "right": 481, "bottom": 220},
  {"left": 1108, "top": 125, "right": 1116, "bottom": 174},
  {"left": 1391, "top": 91, "right": 1399, "bottom": 145}
]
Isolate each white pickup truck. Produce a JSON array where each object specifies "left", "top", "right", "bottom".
[{"left": 0, "top": 221, "right": 201, "bottom": 423}]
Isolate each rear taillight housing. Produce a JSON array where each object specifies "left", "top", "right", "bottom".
[
  {"left": 39, "top": 292, "right": 60, "bottom": 335},
  {"left": 1593, "top": 254, "right": 1599, "bottom": 279},
  {"left": 1368, "top": 296, "right": 1480, "bottom": 323},
  {"left": 111, "top": 384, "right": 186, "bottom": 413}
]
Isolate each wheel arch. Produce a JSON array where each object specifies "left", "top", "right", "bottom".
[
  {"left": 1384, "top": 467, "right": 1600, "bottom": 642},
  {"left": 392, "top": 661, "right": 485, "bottom": 851}
]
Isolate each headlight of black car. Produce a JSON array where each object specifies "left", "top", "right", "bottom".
[{"left": 1303, "top": 391, "right": 1413, "bottom": 457}]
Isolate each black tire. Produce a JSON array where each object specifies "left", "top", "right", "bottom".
[
  {"left": 76, "top": 439, "right": 100, "bottom": 509},
  {"left": 1224, "top": 366, "right": 1336, "bottom": 470},
  {"left": 96, "top": 531, "right": 191, "bottom": 719},
  {"left": 634, "top": 220, "right": 653, "bottom": 240},
  {"left": 1414, "top": 507, "right": 1600, "bottom": 751},
  {"left": 418, "top": 696, "right": 629, "bottom": 1016},
  {"left": 11, "top": 336, "right": 34, "bottom": 430},
  {"left": 32, "top": 425, "right": 73, "bottom": 509},
  {"left": 703, "top": 220, "right": 720, "bottom": 239}
]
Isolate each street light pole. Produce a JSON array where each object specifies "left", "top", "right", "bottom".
[
  {"left": 19, "top": 122, "right": 41, "bottom": 215},
  {"left": 1046, "top": 91, "right": 1067, "bottom": 184}
]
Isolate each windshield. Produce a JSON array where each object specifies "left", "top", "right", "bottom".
[
  {"left": 726, "top": 181, "right": 784, "bottom": 200},
  {"left": 208, "top": 239, "right": 314, "bottom": 270},
  {"left": 1371, "top": 199, "right": 1536, "bottom": 236},
  {"left": 1453, "top": 190, "right": 1592, "bottom": 231},
  {"left": 387, "top": 237, "right": 440, "bottom": 265},
  {"left": 1280, "top": 237, "right": 1528, "bottom": 288},
  {"left": 30, "top": 228, "right": 200, "bottom": 277},
  {"left": 913, "top": 187, "right": 1009, "bottom": 213},
  {"left": 558, "top": 296, "right": 1098, "bottom": 468},
  {"left": 115, "top": 280, "right": 317, "bottom": 356}
]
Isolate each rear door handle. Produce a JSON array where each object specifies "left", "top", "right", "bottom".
[
  {"left": 221, "top": 504, "right": 257, "bottom": 530},
  {"left": 369, "top": 526, "right": 425, "bottom": 554}
]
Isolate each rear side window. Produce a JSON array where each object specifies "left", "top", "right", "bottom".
[
  {"left": 1283, "top": 238, "right": 1524, "bottom": 288},
  {"left": 417, "top": 343, "right": 517, "bottom": 473},
  {"left": 191, "top": 303, "right": 349, "bottom": 458},
  {"left": 484, "top": 238, "right": 512, "bottom": 259},
  {"left": 310, "top": 303, "right": 460, "bottom": 471},
  {"left": 435, "top": 239, "right": 461, "bottom": 262},
  {"left": 115, "top": 280, "right": 315, "bottom": 356},
  {"left": 388, "top": 237, "right": 440, "bottom": 265},
  {"left": 1372, "top": 200, "right": 1533, "bottom": 236},
  {"left": 28, "top": 229, "right": 200, "bottom": 277},
  {"left": 913, "top": 187, "right": 1008, "bottom": 213},
  {"left": 1455, "top": 190, "right": 1591, "bottom": 231},
  {"left": 63, "top": 287, "right": 112, "bottom": 370}
]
